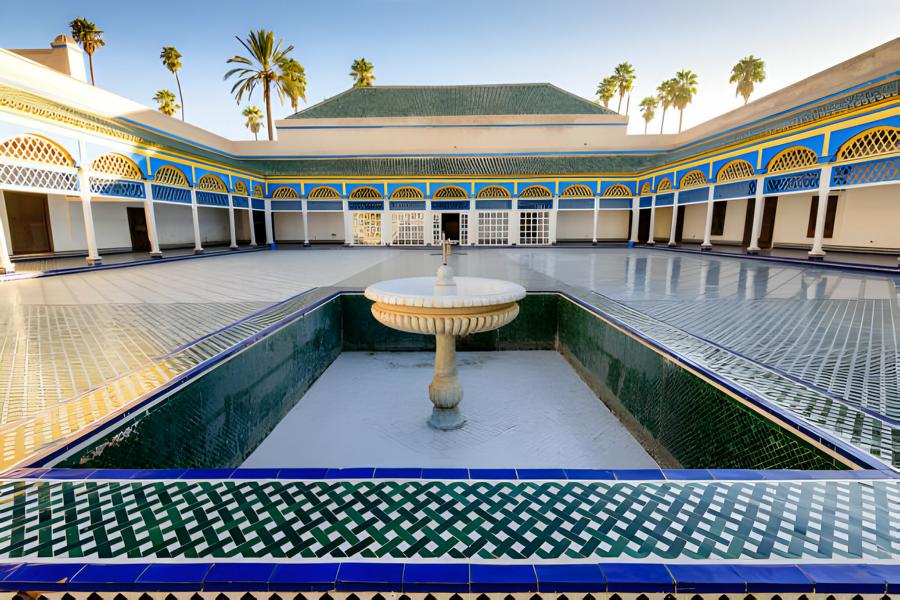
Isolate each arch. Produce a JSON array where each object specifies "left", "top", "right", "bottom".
[
  {"left": 716, "top": 159, "right": 755, "bottom": 182},
  {"left": 349, "top": 186, "right": 383, "bottom": 199},
  {"left": 640, "top": 182, "right": 652, "bottom": 195},
  {"left": 766, "top": 146, "right": 818, "bottom": 173},
  {"left": 679, "top": 170, "right": 708, "bottom": 189},
  {"left": 233, "top": 180, "right": 248, "bottom": 195},
  {"left": 656, "top": 178, "right": 672, "bottom": 192},
  {"left": 433, "top": 185, "right": 468, "bottom": 199},
  {"left": 477, "top": 185, "right": 511, "bottom": 199},
  {"left": 390, "top": 186, "right": 424, "bottom": 199},
  {"left": 90, "top": 153, "right": 142, "bottom": 179},
  {"left": 253, "top": 184, "right": 264, "bottom": 198},
  {"left": 308, "top": 185, "right": 340, "bottom": 199},
  {"left": 561, "top": 184, "right": 593, "bottom": 198},
  {"left": 518, "top": 185, "right": 552, "bottom": 198},
  {"left": 835, "top": 126, "right": 899, "bottom": 161},
  {"left": 154, "top": 164, "right": 189, "bottom": 187},
  {"left": 197, "top": 173, "right": 227, "bottom": 192},
  {"left": 272, "top": 186, "right": 300, "bottom": 199},
  {"left": 603, "top": 183, "right": 632, "bottom": 197},
  {"left": 0, "top": 134, "right": 74, "bottom": 166}
]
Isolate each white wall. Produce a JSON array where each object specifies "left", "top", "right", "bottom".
[
  {"left": 307, "top": 212, "right": 344, "bottom": 242},
  {"left": 92, "top": 201, "right": 144, "bottom": 249},
  {"left": 47, "top": 195, "right": 86, "bottom": 252},
  {"left": 597, "top": 210, "right": 630, "bottom": 240},
  {"left": 771, "top": 194, "right": 813, "bottom": 248},
  {"left": 235, "top": 208, "right": 251, "bottom": 242},
  {"left": 832, "top": 185, "right": 900, "bottom": 249},
  {"left": 679, "top": 203, "right": 707, "bottom": 243},
  {"left": 273, "top": 212, "right": 305, "bottom": 242},
  {"left": 556, "top": 211, "right": 592, "bottom": 240},
  {"left": 711, "top": 198, "right": 749, "bottom": 245},
  {"left": 654, "top": 206, "right": 673, "bottom": 241}
]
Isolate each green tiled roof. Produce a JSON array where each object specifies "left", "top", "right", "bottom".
[{"left": 286, "top": 84, "right": 615, "bottom": 119}]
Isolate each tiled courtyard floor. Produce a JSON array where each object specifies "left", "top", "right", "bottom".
[{"left": 0, "top": 246, "right": 897, "bottom": 471}]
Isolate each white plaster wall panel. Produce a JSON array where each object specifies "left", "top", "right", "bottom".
[
  {"left": 679, "top": 203, "right": 707, "bottom": 242},
  {"left": 235, "top": 210, "right": 251, "bottom": 241},
  {"left": 92, "top": 201, "right": 142, "bottom": 249},
  {"left": 597, "top": 210, "right": 630, "bottom": 240},
  {"left": 197, "top": 206, "right": 230, "bottom": 244},
  {"left": 47, "top": 195, "right": 86, "bottom": 252},
  {"left": 772, "top": 194, "right": 814, "bottom": 247},
  {"left": 273, "top": 212, "right": 305, "bottom": 241},
  {"left": 711, "top": 198, "right": 749, "bottom": 244},
  {"left": 307, "top": 212, "right": 345, "bottom": 242},
  {"left": 556, "top": 212, "right": 592, "bottom": 240},
  {"left": 830, "top": 186, "right": 900, "bottom": 249},
  {"left": 654, "top": 206, "right": 673, "bottom": 241},
  {"left": 154, "top": 203, "right": 198, "bottom": 247}
]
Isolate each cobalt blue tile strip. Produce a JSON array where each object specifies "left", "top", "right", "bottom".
[{"left": 0, "top": 562, "right": 896, "bottom": 593}]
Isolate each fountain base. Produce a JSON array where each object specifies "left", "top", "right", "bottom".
[{"left": 428, "top": 407, "right": 466, "bottom": 430}]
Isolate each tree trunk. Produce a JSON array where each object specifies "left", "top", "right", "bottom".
[
  {"left": 626, "top": 94, "right": 631, "bottom": 115},
  {"left": 659, "top": 108, "right": 666, "bottom": 134},
  {"left": 644, "top": 121, "right": 648, "bottom": 134},
  {"left": 88, "top": 53, "right": 95, "bottom": 85},
  {"left": 264, "top": 83, "right": 274, "bottom": 141},
  {"left": 678, "top": 109, "right": 684, "bottom": 133},
  {"left": 175, "top": 71, "right": 184, "bottom": 121},
  {"left": 617, "top": 94, "right": 623, "bottom": 114}
]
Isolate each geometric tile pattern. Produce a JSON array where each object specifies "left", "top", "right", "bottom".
[
  {"left": 0, "top": 135, "right": 73, "bottom": 166},
  {"left": 835, "top": 126, "right": 899, "bottom": 161},
  {"left": 0, "top": 163, "right": 79, "bottom": 192},
  {"left": 0, "top": 478, "right": 896, "bottom": 560},
  {"left": 767, "top": 147, "right": 819, "bottom": 174},
  {"left": 831, "top": 156, "right": 900, "bottom": 186},
  {"left": 763, "top": 170, "right": 820, "bottom": 194},
  {"left": 89, "top": 178, "right": 145, "bottom": 198}
]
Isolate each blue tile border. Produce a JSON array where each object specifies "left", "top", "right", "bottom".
[{"left": 0, "top": 561, "right": 895, "bottom": 593}]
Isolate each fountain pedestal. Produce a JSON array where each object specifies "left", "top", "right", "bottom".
[{"left": 365, "top": 263, "right": 526, "bottom": 430}]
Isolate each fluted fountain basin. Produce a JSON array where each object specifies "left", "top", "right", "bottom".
[{"left": 365, "top": 272, "right": 526, "bottom": 430}]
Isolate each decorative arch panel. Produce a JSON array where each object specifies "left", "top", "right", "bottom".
[
  {"left": 349, "top": 186, "right": 383, "bottom": 200},
  {"left": 476, "top": 185, "right": 511, "bottom": 199},
  {"left": 154, "top": 165, "right": 190, "bottom": 187},
  {"left": 233, "top": 180, "right": 248, "bottom": 195},
  {"left": 766, "top": 146, "right": 818, "bottom": 174},
  {"left": 602, "top": 184, "right": 632, "bottom": 197},
  {"left": 560, "top": 184, "right": 593, "bottom": 198},
  {"left": 390, "top": 186, "right": 424, "bottom": 199},
  {"left": 716, "top": 160, "right": 755, "bottom": 183},
  {"left": 197, "top": 173, "right": 227, "bottom": 192},
  {"left": 0, "top": 134, "right": 74, "bottom": 166},
  {"left": 272, "top": 186, "right": 300, "bottom": 199},
  {"left": 640, "top": 182, "right": 652, "bottom": 195},
  {"left": 432, "top": 185, "right": 469, "bottom": 199},
  {"left": 679, "top": 170, "right": 708, "bottom": 189},
  {"left": 90, "top": 153, "right": 142, "bottom": 179},
  {"left": 655, "top": 178, "right": 673, "bottom": 193},
  {"left": 308, "top": 185, "right": 341, "bottom": 199},
  {"left": 518, "top": 185, "right": 552, "bottom": 199},
  {"left": 835, "top": 126, "right": 899, "bottom": 162}
]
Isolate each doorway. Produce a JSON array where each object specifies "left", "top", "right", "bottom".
[
  {"left": 4, "top": 191, "right": 53, "bottom": 255},
  {"left": 252, "top": 210, "right": 267, "bottom": 244},
  {"left": 675, "top": 205, "right": 686, "bottom": 244},
  {"left": 742, "top": 197, "right": 778, "bottom": 249},
  {"left": 441, "top": 213, "right": 460, "bottom": 241},
  {"left": 127, "top": 207, "right": 150, "bottom": 252},
  {"left": 638, "top": 209, "right": 651, "bottom": 243}
]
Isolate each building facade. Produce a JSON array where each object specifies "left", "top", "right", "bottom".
[{"left": 0, "top": 37, "right": 898, "bottom": 272}]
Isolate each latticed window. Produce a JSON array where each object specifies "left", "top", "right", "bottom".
[
  {"left": 561, "top": 184, "right": 593, "bottom": 197},
  {"left": 390, "top": 186, "right": 424, "bottom": 199},
  {"left": 767, "top": 146, "right": 818, "bottom": 173},
  {"left": 353, "top": 212, "right": 382, "bottom": 245},
  {"left": 391, "top": 212, "right": 425, "bottom": 245},
  {"left": 518, "top": 185, "right": 552, "bottom": 199},
  {"left": 253, "top": 184, "right": 264, "bottom": 198},
  {"left": 90, "top": 153, "right": 142, "bottom": 179},
  {"left": 433, "top": 185, "right": 468, "bottom": 199},
  {"left": 478, "top": 211, "right": 509, "bottom": 245},
  {"left": 308, "top": 186, "right": 339, "bottom": 199},
  {"left": 198, "top": 173, "right": 227, "bottom": 192},
  {"left": 477, "top": 185, "right": 510, "bottom": 198},
  {"left": 519, "top": 211, "right": 550, "bottom": 245},
  {"left": 640, "top": 182, "right": 652, "bottom": 194},
  {"left": 603, "top": 184, "right": 631, "bottom": 197},
  {"left": 233, "top": 180, "right": 248, "bottom": 195},
  {"left": 349, "top": 186, "right": 383, "bottom": 199},
  {"left": 0, "top": 135, "right": 73, "bottom": 166},
  {"left": 836, "top": 126, "right": 899, "bottom": 162},
  {"left": 272, "top": 186, "right": 299, "bottom": 199},
  {"left": 716, "top": 160, "right": 755, "bottom": 182},
  {"left": 679, "top": 170, "right": 707, "bottom": 189},
  {"left": 656, "top": 178, "right": 672, "bottom": 192},
  {"left": 154, "top": 165, "right": 189, "bottom": 187}
]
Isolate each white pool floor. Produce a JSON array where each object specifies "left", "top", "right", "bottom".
[{"left": 242, "top": 350, "right": 658, "bottom": 469}]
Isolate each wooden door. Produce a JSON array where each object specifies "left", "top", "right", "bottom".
[
  {"left": 4, "top": 191, "right": 52, "bottom": 254},
  {"left": 638, "top": 209, "right": 651, "bottom": 242},
  {"left": 127, "top": 207, "right": 150, "bottom": 252},
  {"left": 759, "top": 197, "right": 778, "bottom": 249},
  {"left": 675, "top": 205, "right": 686, "bottom": 243}
]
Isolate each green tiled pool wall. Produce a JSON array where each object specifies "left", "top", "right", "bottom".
[
  {"left": 60, "top": 299, "right": 343, "bottom": 469},
  {"left": 59, "top": 292, "right": 844, "bottom": 470},
  {"left": 556, "top": 297, "right": 846, "bottom": 470}
]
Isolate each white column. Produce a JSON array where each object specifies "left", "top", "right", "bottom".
[
  {"left": 142, "top": 181, "right": 162, "bottom": 258},
  {"left": 468, "top": 209, "right": 478, "bottom": 246},
  {"left": 249, "top": 207, "right": 258, "bottom": 247},
  {"left": 0, "top": 190, "right": 15, "bottom": 273},
  {"left": 227, "top": 194, "right": 238, "bottom": 250},
  {"left": 77, "top": 160, "right": 102, "bottom": 265},
  {"left": 424, "top": 203, "right": 435, "bottom": 246},
  {"left": 508, "top": 205, "right": 519, "bottom": 246},
  {"left": 701, "top": 185, "right": 716, "bottom": 251},
  {"left": 343, "top": 205, "right": 354, "bottom": 245},
  {"left": 381, "top": 208, "right": 392, "bottom": 246},
  {"left": 302, "top": 200, "right": 310, "bottom": 246},
  {"left": 809, "top": 164, "right": 833, "bottom": 259},
  {"left": 592, "top": 197, "right": 599, "bottom": 245},
  {"left": 189, "top": 188, "right": 203, "bottom": 253},
  {"left": 667, "top": 190, "right": 679, "bottom": 247},
  {"left": 629, "top": 196, "right": 639, "bottom": 245},
  {"left": 647, "top": 195, "right": 657, "bottom": 246},
  {"left": 548, "top": 196, "right": 558, "bottom": 245},
  {"left": 264, "top": 199, "right": 274, "bottom": 247},
  {"left": 747, "top": 175, "right": 766, "bottom": 254}
]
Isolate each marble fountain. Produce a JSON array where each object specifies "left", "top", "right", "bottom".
[{"left": 364, "top": 242, "right": 526, "bottom": 430}]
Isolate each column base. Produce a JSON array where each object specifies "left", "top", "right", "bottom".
[
  {"left": 250, "top": 243, "right": 258, "bottom": 248},
  {"left": 193, "top": 248, "right": 204, "bottom": 255},
  {"left": 667, "top": 242, "right": 677, "bottom": 248},
  {"left": 0, "top": 266, "right": 15, "bottom": 275},
  {"left": 269, "top": 243, "right": 277, "bottom": 249},
  {"left": 149, "top": 252, "right": 163, "bottom": 259},
  {"left": 646, "top": 241, "right": 655, "bottom": 247},
  {"left": 86, "top": 257, "right": 103, "bottom": 266},
  {"left": 428, "top": 407, "right": 466, "bottom": 431},
  {"left": 592, "top": 241, "right": 598, "bottom": 246},
  {"left": 229, "top": 245, "right": 239, "bottom": 251},
  {"left": 808, "top": 253, "right": 826, "bottom": 261},
  {"left": 304, "top": 242, "right": 310, "bottom": 247},
  {"left": 700, "top": 244, "right": 713, "bottom": 251},
  {"left": 746, "top": 247, "right": 760, "bottom": 255}
]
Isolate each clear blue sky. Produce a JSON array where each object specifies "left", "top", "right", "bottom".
[{"left": 5, "top": 0, "right": 899, "bottom": 139}]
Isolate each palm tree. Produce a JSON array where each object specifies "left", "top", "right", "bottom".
[
  {"left": 242, "top": 105, "right": 264, "bottom": 140},
  {"left": 279, "top": 58, "right": 308, "bottom": 113},
  {"left": 730, "top": 55, "right": 766, "bottom": 105},
  {"left": 350, "top": 58, "right": 375, "bottom": 87},
  {"left": 638, "top": 96, "right": 657, "bottom": 134},
  {"left": 160, "top": 46, "right": 185, "bottom": 121},
  {"left": 656, "top": 78, "right": 676, "bottom": 134},
  {"left": 153, "top": 89, "right": 179, "bottom": 117},
  {"left": 225, "top": 30, "right": 295, "bottom": 141},
  {"left": 69, "top": 17, "right": 105, "bottom": 85},
  {"left": 672, "top": 70, "right": 699, "bottom": 132},
  {"left": 613, "top": 62, "right": 636, "bottom": 114},
  {"left": 596, "top": 76, "right": 616, "bottom": 108}
]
